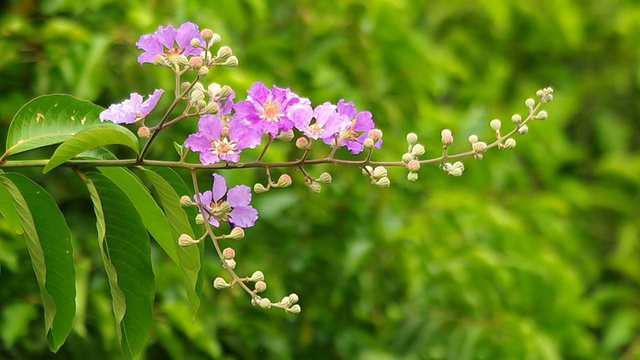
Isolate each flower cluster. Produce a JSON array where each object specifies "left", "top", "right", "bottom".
[{"left": 194, "top": 174, "right": 258, "bottom": 229}]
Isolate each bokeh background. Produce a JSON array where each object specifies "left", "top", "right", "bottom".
[{"left": 1, "top": 1, "right": 639, "bottom": 359}]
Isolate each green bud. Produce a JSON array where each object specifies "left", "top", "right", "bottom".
[
  {"left": 406, "top": 132, "right": 418, "bottom": 145},
  {"left": 375, "top": 177, "right": 391, "bottom": 188},
  {"left": 518, "top": 125, "right": 529, "bottom": 135},
  {"left": 195, "top": 213, "right": 205, "bottom": 225},
  {"left": 411, "top": 144, "right": 425, "bottom": 157},
  {"left": 308, "top": 181, "right": 322, "bottom": 193},
  {"left": 401, "top": 153, "right": 413, "bottom": 163},
  {"left": 223, "top": 56, "right": 238, "bottom": 67},
  {"left": 535, "top": 110, "right": 548, "bottom": 120},
  {"left": 178, "top": 234, "right": 199, "bottom": 247},
  {"left": 472, "top": 141, "right": 487, "bottom": 153},
  {"left": 225, "top": 258, "right": 236, "bottom": 269},
  {"left": 372, "top": 166, "right": 388, "bottom": 179},
  {"left": 286, "top": 304, "right": 302, "bottom": 314},
  {"left": 180, "top": 195, "right": 194, "bottom": 207},
  {"left": 525, "top": 98, "right": 535, "bottom": 108},
  {"left": 287, "top": 293, "right": 299, "bottom": 306},
  {"left": 407, "top": 172, "right": 418, "bottom": 182},
  {"left": 295, "top": 137, "right": 310, "bottom": 150},
  {"left": 257, "top": 298, "right": 271, "bottom": 309},
  {"left": 276, "top": 174, "right": 292, "bottom": 188},
  {"left": 216, "top": 46, "right": 233, "bottom": 60},
  {"left": 249, "top": 271, "right": 265, "bottom": 282},
  {"left": 190, "top": 38, "right": 202, "bottom": 48},
  {"left": 253, "top": 183, "right": 269, "bottom": 194},
  {"left": 490, "top": 119, "right": 502, "bottom": 131},
  {"left": 468, "top": 135, "right": 478, "bottom": 144},
  {"left": 511, "top": 114, "right": 522, "bottom": 124},
  {"left": 503, "top": 138, "right": 516, "bottom": 149},
  {"left": 363, "top": 138, "right": 375, "bottom": 148},
  {"left": 198, "top": 65, "right": 210, "bottom": 77},
  {"left": 362, "top": 166, "right": 373, "bottom": 176},
  {"left": 277, "top": 129, "right": 294, "bottom": 142},
  {"left": 213, "top": 277, "right": 231, "bottom": 290},
  {"left": 229, "top": 227, "right": 245, "bottom": 240},
  {"left": 316, "top": 172, "right": 332, "bottom": 184}
]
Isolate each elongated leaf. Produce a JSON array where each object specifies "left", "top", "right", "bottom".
[
  {"left": 0, "top": 173, "right": 75, "bottom": 352},
  {"left": 5, "top": 94, "right": 113, "bottom": 156},
  {"left": 0, "top": 179, "right": 24, "bottom": 235},
  {"left": 43, "top": 127, "right": 138, "bottom": 173},
  {"left": 140, "top": 167, "right": 203, "bottom": 315},
  {"left": 84, "top": 172, "right": 154, "bottom": 359},
  {"left": 97, "top": 166, "right": 179, "bottom": 264}
]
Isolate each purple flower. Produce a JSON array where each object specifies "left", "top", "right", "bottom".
[
  {"left": 324, "top": 99, "right": 382, "bottom": 154},
  {"left": 233, "top": 82, "right": 305, "bottom": 137},
  {"left": 184, "top": 96, "right": 262, "bottom": 165},
  {"left": 135, "top": 22, "right": 204, "bottom": 65},
  {"left": 196, "top": 174, "right": 258, "bottom": 228},
  {"left": 99, "top": 89, "right": 164, "bottom": 124},
  {"left": 290, "top": 101, "right": 347, "bottom": 140}
]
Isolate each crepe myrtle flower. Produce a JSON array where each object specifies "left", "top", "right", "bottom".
[
  {"left": 233, "top": 82, "right": 305, "bottom": 137},
  {"left": 99, "top": 89, "right": 164, "bottom": 124},
  {"left": 289, "top": 101, "right": 348, "bottom": 140},
  {"left": 136, "top": 22, "right": 204, "bottom": 65},
  {"left": 327, "top": 99, "right": 382, "bottom": 154},
  {"left": 195, "top": 174, "right": 258, "bottom": 228}
]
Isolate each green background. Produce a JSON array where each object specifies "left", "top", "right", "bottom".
[{"left": 1, "top": 0, "right": 639, "bottom": 359}]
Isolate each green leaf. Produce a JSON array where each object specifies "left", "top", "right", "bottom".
[
  {"left": 5, "top": 94, "right": 114, "bottom": 156},
  {"left": 0, "top": 180, "right": 24, "bottom": 235},
  {"left": 140, "top": 167, "right": 203, "bottom": 315},
  {"left": 0, "top": 173, "right": 76, "bottom": 352},
  {"left": 44, "top": 127, "right": 138, "bottom": 173},
  {"left": 84, "top": 172, "right": 154, "bottom": 359},
  {"left": 97, "top": 166, "right": 179, "bottom": 264}
]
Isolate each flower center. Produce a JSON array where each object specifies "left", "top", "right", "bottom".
[
  {"left": 260, "top": 96, "right": 283, "bottom": 122},
  {"left": 211, "top": 138, "right": 237, "bottom": 156},
  {"left": 209, "top": 199, "right": 231, "bottom": 220}
]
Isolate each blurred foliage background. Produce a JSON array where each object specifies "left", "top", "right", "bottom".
[{"left": 1, "top": 0, "right": 639, "bottom": 359}]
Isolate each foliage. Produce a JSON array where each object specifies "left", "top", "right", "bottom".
[{"left": 0, "top": 1, "right": 639, "bottom": 359}]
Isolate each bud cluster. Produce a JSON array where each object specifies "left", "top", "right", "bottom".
[
  {"left": 362, "top": 166, "right": 390, "bottom": 187},
  {"left": 402, "top": 133, "right": 425, "bottom": 181}
]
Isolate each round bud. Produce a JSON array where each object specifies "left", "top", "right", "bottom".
[
  {"left": 368, "top": 129, "right": 383, "bottom": 141},
  {"left": 535, "top": 110, "right": 548, "bottom": 120},
  {"left": 317, "top": 172, "right": 332, "bottom": 184},
  {"left": 503, "top": 138, "right": 517, "bottom": 149},
  {"left": 253, "top": 183, "right": 269, "bottom": 194},
  {"left": 536, "top": 89, "right": 544, "bottom": 99},
  {"left": 401, "top": 153, "right": 413, "bottom": 163},
  {"left": 468, "top": 135, "right": 478, "bottom": 144},
  {"left": 472, "top": 141, "right": 488, "bottom": 153},
  {"left": 190, "top": 38, "right": 202, "bottom": 48},
  {"left": 229, "top": 227, "right": 245, "bottom": 240},
  {"left": 308, "top": 181, "right": 322, "bottom": 193},
  {"left": 406, "top": 132, "right": 418, "bottom": 145},
  {"left": 222, "top": 247, "right": 235, "bottom": 260},
  {"left": 525, "top": 98, "right": 535, "bottom": 109},
  {"left": 295, "top": 137, "right": 310, "bottom": 150},
  {"left": 276, "top": 174, "right": 293, "bottom": 188},
  {"left": 490, "top": 119, "right": 502, "bottom": 131},
  {"left": 225, "top": 259, "right": 236, "bottom": 269},
  {"left": 441, "top": 129, "right": 453, "bottom": 145},
  {"left": 195, "top": 214, "right": 205, "bottom": 225},
  {"left": 180, "top": 195, "right": 194, "bottom": 207},
  {"left": 287, "top": 304, "right": 302, "bottom": 314},
  {"left": 223, "top": 56, "right": 238, "bottom": 67},
  {"left": 363, "top": 138, "right": 375, "bottom": 148},
  {"left": 407, "top": 172, "right": 418, "bottom": 182},
  {"left": 200, "top": 28, "right": 214, "bottom": 42},
  {"left": 362, "top": 166, "right": 373, "bottom": 176},
  {"left": 411, "top": 144, "right": 425, "bottom": 157},
  {"left": 137, "top": 126, "right": 151, "bottom": 138},
  {"left": 198, "top": 66, "right": 210, "bottom": 77},
  {"left": 189, "top": 56, "right": 203, "bottom": 69},
  {"left": 406, "top": 159, "right": 420, "bottom": 172},
  {"left": 216, "top": 46, "right": 233, "bottom": 59},
  {"left": 178, "top": 234, "right": 199, "bottom": 247},
  {"left": 254, "top": 281, "right": 267, "bottom": 293},
  {"left": 277, "top": 129, "right": 295, "bottom": 142},
  {"left": 375, "top": 177, "right": 391, "bottom": 188},
  {"left": 511, "top": 114, "right": 522, "bottom": 124},
  {"left": 257, "top": 298, "right": 271, "bottom": 309},
  {"left": 372, "top": 166, "right": 388, "bottom": 179},
  {"left": 249, "top": 271, "right": 265, "bottom": 282},
  {"left": 518, "top": 125, "right": 529, "bottom": 135},
  {"left": 213, "top": 277, "right": 231, "bottom": 290},
  {"left": 287, "top": 293, "right": 299, "bottom": 306}
]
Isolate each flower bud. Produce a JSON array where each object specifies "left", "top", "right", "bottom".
[
  {"left": 225, "top": 258, "right": 236, "bottom": 269},
  {"left": 276, "top": 174, "right": 292, "bottom": 188},
  {"left": 406, "top": 132, "right": 418, "bottom": 145},
  {"left": 535, "top": 110, "right": 548, "bottom": 120},
  {"left": 511, "top": 114, "right": 522, "bottom": 124},
  {"left": 249, "top": 271, "right": 265, "bottom": 282},
  {"left": 215, "top": 85, "right": 233, "bottom": 101},
  {"left": 190, "top": 38, "right": 202, "bottom": 48},
  {"left": 177, "top": 55, "right": 189, "bottom": 67},
  {"left": 181, "top": 81, "right": 192, "bottom": 94},
  {"left": 503, "top": 138, "right": 516, "bottom": 149},
  {"left": 362, "top": 166, "right": 373, "bottom": 176},
  {"left": 372, "top": 166, "right": 387, "bottom": 179},
  {"left": 178, "top": 234, "right": 200, "bottom": 247},
  {"left": 257, "top": 298, "right": 271, "bottom": 309},
  {"left": 223, "top": 56, "right": 238, "bottom": 67},
  {"left": 180, "top": 195, "right": 194, "bottom": 207},
  {"left": 137, "top": 126, "right": 151, "bottom": 138},
  {"left": 229, "top": 226, "right": 245, "bottom": 240},
  {"left": 216, "top": 46, "right": 233, "bottom": 60},
  {"left": 200, "top": 28, "right": 214, "bottom": 42},
  {"left": 490, "top": 119, "right": 502, "bottom": 131},
  {"left": 295, "top": 137, "right": 310, "bottom": 150},
  {"left": 518, "top": 125, "right": 529, "bottom": 135},
  {"left": 254, "top": 281, "right": 267, "bottom": 293},
  {"left": 363, "top": 138, "right": 375, "bottom": 148},
  {"left": 189, "top": 56, "right": 203, "bottom": 69},
  {"left": 222, "top": 247, "right": 235, "bottom": 260},
  {"left": 368, "top": 129, "right": 383, "bottom": 141},
  {"left": 410, "top": 144, "right": 425, "bottom": 157},
  {"left": 441, "top": 129, "right": 453, "bottom": 145},
  {"left": 472, "top": 141, "right": 487, "bottom": 153},
  {"left": 195, "top": 213, "right": 205, "bottom": 225},
  {"left": 525, "top": 98, "right": 535, "bottom": 109},
  {"left": 375, "top": 177, "right": 391, "bottom": 188},
  {"left": 203, "top": 101, "right": 220, "bottom": 115},
  {"left": 287, "top": 293, "right": 299, "bottom": 306},
  {"left": 316, "top": 172, "right": 332, "bottom": 184},
  {"left": 401, "top": 153, "right": 413, "bottom": 163},
  {"left": 213, "top": 277, "right": 231, "bottom": 290},
  {"left": 287, "top": 304, "right": 302, "bottom": 314},
  {"left": 308, "top": 181, "right": 322, "bottom": 193},
  {"left": 406, "top": 159, "right": 420, "bottom": 172},
  {"left": 407, "top": 172, "right": 418, "bottom": 182},
  {"left": 468, "top": 135, "right": 478, "bottom": 144},
  {"left": 253, "top": 183, "right": 269, "bottom": 194},
  {"left": 152, "top": 54, "right": 167, "bottom": 66},
  {"left": 277, "top": 129, "right": 294, "bottom": 142},
  {"left": 190, "top": 89, "right": 205, "bottom": 103},
  {"left": 198, "top": 65, "right": 210, "bottom": 77}
]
